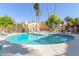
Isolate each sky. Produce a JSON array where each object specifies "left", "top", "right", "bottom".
[{"left": 0, "top": 3, "right": 79, "bottom": 23}]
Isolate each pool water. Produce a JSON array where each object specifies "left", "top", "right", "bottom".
[{"left": 6, "top": 33, "right": 74, "bottom": 45}]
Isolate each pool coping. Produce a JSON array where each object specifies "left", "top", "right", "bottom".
[{"left": 5, "top": 33, "right": 74, "bottom": 47}]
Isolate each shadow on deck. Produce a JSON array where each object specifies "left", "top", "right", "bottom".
[{"left": 0, "top": 40, "right": 32, "bottom": 56}]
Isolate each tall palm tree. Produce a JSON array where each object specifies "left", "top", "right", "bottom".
[
  {"left": 33, "top": 3, "right": 40, "bottom": 32},
  {"left": 46, "top": 3, "right": 50, "bottom": 31},
  {"left": 48, "top": 3, "right": 56, "bottom": 31},
  {"left": 53, "top": 3, "right": 56, "bottom": 15},
  {"left": 47, "top": 3, "right": 49, "bottom": 17},
  {"left": 61, "top": 20, "right": 64, "bottom": 31},
  {"left": 31, "top": 3, "right": 34, "bottom": 32}
]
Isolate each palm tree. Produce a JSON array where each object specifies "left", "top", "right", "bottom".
[
  {"left": 33, "top": 3, "right": 41, "bottom": 32},
  {"left": 61, "top": 20, "right": 64, "bottom": 31},
  {"left": 47, "top": 3, "right": 49, "bottom": 17},
  {"left": 31, "top": 3, "right": 34, "bottom": 32},
  {"left": 65, "top": 16, "right": 75, "bottom": 31},
  {"left": 61, "top": 20, "right": 64, "bottom": 26},
  {"left": 53, "top": 3, "right": 56, "bottom": 15},
  {"left": 45, "top": 20, "right": 51, "bottom": 31},
  {"left": 65, "top": 16, "right": 71, "bottom": 28}
]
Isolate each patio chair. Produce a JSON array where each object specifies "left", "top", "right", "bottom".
[{"left": 64, "top": 29, "right": 71, "bottom": 34}]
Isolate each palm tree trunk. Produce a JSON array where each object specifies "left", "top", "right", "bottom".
[
  {"left": 47, "top": 4, "right": 50, "bottom": 31},
  {"left": 4, "top": 24, "right": 6, "bottom": 32},
  {"left": 37, "top": 15, "right": 40, "bottom": 32},
  {"left": 52, "top": 3, "right": 56, "bottom": 31},
  {"left": 54, "top": 3, "right": 56, "bottom": 15},
  {"left": 32, "top": 3, "right": 34, "bottom": 32},
  {"left": 47, "top": 3, "right": 49, "bottom": 17},
  {"left": 36, "top": 11, "right": 38, "bottom": 32},
  {"left": 33, "top": 3, "right": 40, "bottom": 32}
]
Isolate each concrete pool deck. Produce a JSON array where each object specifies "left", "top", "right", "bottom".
[{"left": 0, "top": 33, "right": 79, "bottom": 56}]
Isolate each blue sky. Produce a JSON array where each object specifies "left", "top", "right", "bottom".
[{"left": 0, "top": 3, "right": 79, "bottom": 23}]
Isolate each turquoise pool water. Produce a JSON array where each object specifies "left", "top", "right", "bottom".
[{"left": 6, "top": 33, "right": 74, "bottom": 45}]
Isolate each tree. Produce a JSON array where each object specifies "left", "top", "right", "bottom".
[
  {"left": 64, "top": 16, "right": 76, "bottom": 31},
  {"left": 61, "top": 20, "right": 64, "bottom": 26},
  {"left": 46, "top": 3, "right": 49, "bottom": 17},
  {"left": 53, "top": 3, "right": 56, "bottom": 15},
  {"left": 48, "top": 14, "right": 58, "bottom": 23},
  {"left": 45, "top": 14, "right": 61, "bottom": 31},
  {"left": 45, "top": 20, "right": 51, "bottom": 31},
  {"left": 0, "top": 16, "right": 14, "bottom": 32},
  {"left": 55, "top": 18, "right": 62, "bottom": 25},
  {"left": 75, "top": 18, "right": 79, "bottom": 24},
  {"left": 61, "top": 20, "right": 64, "bottom": 31},
  {"left": 33, "top": 3, "right": 41, "bottom": 32},
  {"left": 31, "top": 3, "right": 34, "bottom": 32},
  {"left": 65, "top": 16, "right": 75, "bottom": 25}
]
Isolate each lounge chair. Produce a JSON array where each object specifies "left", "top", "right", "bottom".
[{"left": 64, "top": 29, "right": 71, "bottom": 34}]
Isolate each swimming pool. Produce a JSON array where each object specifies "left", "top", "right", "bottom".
[{"left": 6, "top": 33, "right": 74, "bottom": 45}]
